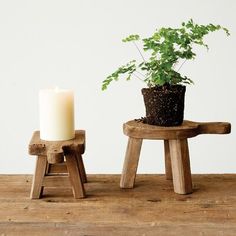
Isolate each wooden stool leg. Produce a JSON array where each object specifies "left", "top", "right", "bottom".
[
  {"left": 65, "top": 154, "right": 86, "bottom": 199},
  {"left": 169, "top": 139, "right": 193, "bottom": 194},
  {"left": 40, "top": 161, "right": 51, "bottom": 195},
  {"left": 76, "top": 153, "right": 87, "bottom": 183},
  {"left": 164, "top": 140, "right": 172, "bottom": 180},
  {"left": 45, "top": 162, "right": 51, "bottom": 174},
  {"left": 30, "top": 155, "right": 47, "bottom": 199},
  {"left": 120, "top": 137, "right": 143, "bottom": 188}
]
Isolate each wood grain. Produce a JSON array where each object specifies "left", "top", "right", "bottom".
[
  {"left": 0, "top": 174, "right": 236, "bottom": 235},
  {"left": 164, "top": 140, "right": 172, "bottom": 180},
  {"left": 29, "top": 130, "right": 87, "bottom": 199},
  {"left": 47, "top": 146, "right": 64, "bottom": 164},
  {"left": 123, "top": 120, "right": 231, "bottom": 140},
  {"left": 120, "top": 137, "right": 143, "bottom": 188},
  {"left": 42, "top": 175, "right": 70, "bottom": 187},
  {"left": 29, "top": 130, "right": 85, "bottom": 164},
  {"left": 197, "top": 121, "right": 231, "bottom": 134},
  {"left": 121, "top": 120, "right": 230, "bottom": 194},
  {"left": 48, "top": 163, "right": 67, "bottom": 174},
  {"left": 169, "top": 139, "right": 193, "bottom": 194},
  {"left": 65, "top": 154, "right": 86, "bottom": 198},
  {"left": 30, "top": 156, "right": 47, "bottom": 199},
  {"left": 76, "top": 153, "right": 87, "bottom": 183}
]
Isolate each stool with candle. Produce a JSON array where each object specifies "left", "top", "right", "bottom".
[{"left": 29, "top": 87, "right": 87, "bottom": 199}]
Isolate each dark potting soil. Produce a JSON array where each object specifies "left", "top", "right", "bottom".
[{"left": 141, "top": 85, "right": 186, "bottom": 126}]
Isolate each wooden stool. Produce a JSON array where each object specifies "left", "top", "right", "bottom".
[
  {"left": 29, "top": 130, "right": 87, "bottom": 199},
  {"left": 120, "top": 120, "right": 231, "bottom": 194}
]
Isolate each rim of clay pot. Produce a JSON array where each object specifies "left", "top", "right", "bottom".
[{"left": 141, "top": 85, "right": 186, "bottom": 94}]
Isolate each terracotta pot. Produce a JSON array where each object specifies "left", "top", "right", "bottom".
[{"left": 141, "top": 85, "right": 186, "bottom": 126}]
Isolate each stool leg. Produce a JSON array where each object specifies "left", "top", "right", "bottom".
[
  {"left": 169, "top": 139, "right": 193, "bottom": 194},
  {"left": 40, "top": 161, "right": 51, "bottom": 195},
  {"left": 120, "top": 137, "right": 143, "bottom": 188},
  {"left": 45, "top": 162, "right": 51, "bottom": 174},
  {"left": 164, "top": 140, "right": 172, "bottom": 180},
  {"left": 30, "top": 155, "right": 47, "bottom": 199},
  {"left": 76, "top": 153, "right": 87, "bottom": 183},
  {"left": 65, "top": 154, "right": 86, "bottom": 199}
]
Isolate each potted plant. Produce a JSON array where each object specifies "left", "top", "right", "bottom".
[{"left": 102, "top": 19, "right": 230, "bottom": 126}]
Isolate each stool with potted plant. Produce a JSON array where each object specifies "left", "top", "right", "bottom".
[{"left": 102, "top": 20, "right": 231, "bottom": 195}]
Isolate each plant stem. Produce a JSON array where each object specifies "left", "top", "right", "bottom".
[
  {"left": 135, "top": 70, "right": 146, "bottom": 78},
  {"left": 177, "top": 59, "right": 187, "bottom": 72},
  {"left": 133, "top": 73, "right": 146, "bottom": 83},
  {"left": 133, "top": 41, "right": 146, "bottom": 62}
]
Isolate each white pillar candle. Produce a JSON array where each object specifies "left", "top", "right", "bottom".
[{"left": 39, "top": 87, "right": 75, "bottom": 141}]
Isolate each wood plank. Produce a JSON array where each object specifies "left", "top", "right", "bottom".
[
  {"left": 0, "top": 174, "right": 236, "bottom": 235},
  {"left": 0, "top": 222, "right": 236, "bottom": 236},
  {"left": 120, "top": 137, "right": 143, "bottom": 188}
]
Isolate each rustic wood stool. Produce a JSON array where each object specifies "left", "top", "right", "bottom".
[
  {"left": 29, "top": 130, "right": 87, "bottom": 199},
  {"left": 120, "top": 120, "right": 231, "bottom": 194}
]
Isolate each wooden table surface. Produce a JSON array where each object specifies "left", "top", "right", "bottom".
[{"left": 0, "top": 174, "right": 236, "bottom": 235}]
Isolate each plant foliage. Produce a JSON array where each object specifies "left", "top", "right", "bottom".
[{"left": 102, "top": 19, "right": 229, "bottom": 90}]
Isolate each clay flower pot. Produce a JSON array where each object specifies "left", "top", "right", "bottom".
[{"left": 141, "top": 85, "right": 186, "bottom": 126}]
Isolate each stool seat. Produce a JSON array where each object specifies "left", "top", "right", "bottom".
[
  {"left": 29, "top": 130, "right": 87, "bottom": 199},
  {"left": 124, "top": 120, "right": 231, "bottom": 140},
  {"left": 120, "top": 120, "right": 231, "bottom": 194},
  {"left": 29, "top": 130, "right": 86, "bottom": 164}
]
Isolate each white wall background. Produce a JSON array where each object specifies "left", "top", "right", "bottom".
[{"left": 0, "top": 0, "right": 235, "bottom": 174}]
